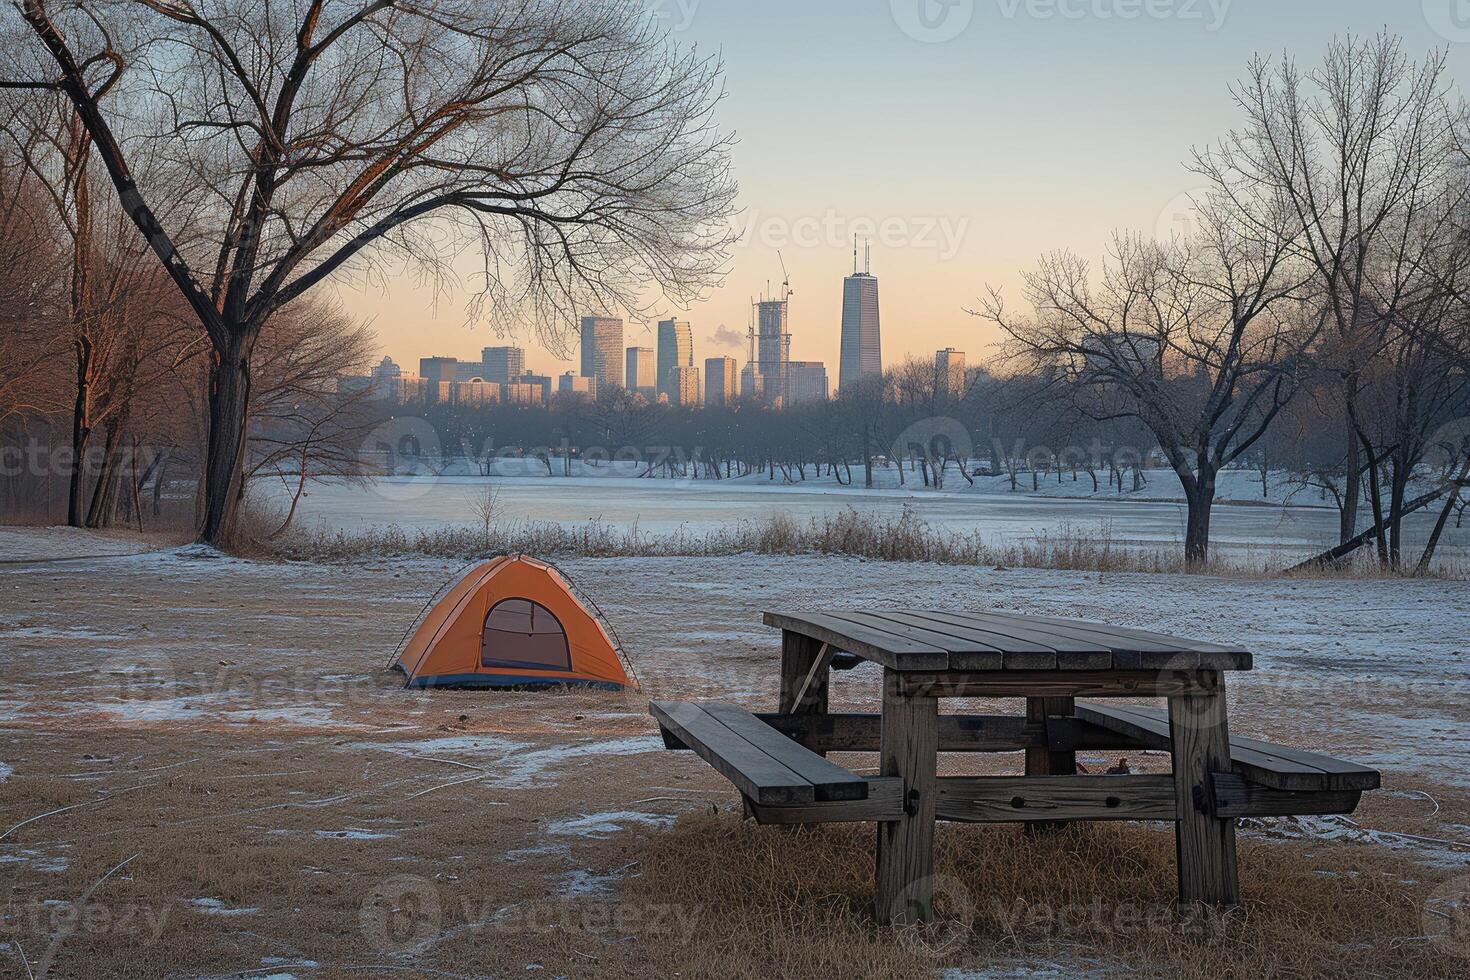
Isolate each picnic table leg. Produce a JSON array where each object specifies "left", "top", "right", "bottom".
[
  {"left": 1024, "top": 696, "right": 1076, "bottom": 833},
  {"left": 778, "top": 630, "right": 829, "bottom": 713},
  {"left": 876, "top": 668, "right": 938, "bottom": 925},
  {"left": 778, "top": 631, "right": 831, "bottom": 752},
  {"left": 1168, "top": 674, "right": 1240, "bottom": 906}
]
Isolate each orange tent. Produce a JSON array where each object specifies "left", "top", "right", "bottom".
[{"left": 394, "top": 556, "right": 631, "bottom": 690}]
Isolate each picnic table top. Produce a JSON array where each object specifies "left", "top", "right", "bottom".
[{"left": 763, "top": 608, "right": 1253, "bottom": 673}]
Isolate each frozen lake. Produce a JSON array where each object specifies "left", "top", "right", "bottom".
[{"left": 251, "top": 470, "right": 1470, "bottom": 566}]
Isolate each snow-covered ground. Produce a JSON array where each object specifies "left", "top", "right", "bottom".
[{"left": 2, "top": 528, "right": 1467, "bottom": 976}]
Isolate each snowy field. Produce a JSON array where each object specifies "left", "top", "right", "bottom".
[
  {"left": 1, "top": 528, "right": 1467, "bottom": 976},
  {"left": 250, "top": 465, "right": 1470, "bottom": 566}
]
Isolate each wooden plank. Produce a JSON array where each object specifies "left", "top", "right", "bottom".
[
  {"left": 763, "top": 611, "right": 949, "bottom": 670},
  {"left": 756, "top": 711, "right": 1130, "bottom": 753},
  {"left": 852, "top": 611, "right": 1008, "bottom": 670},
  {"left": 747, "top": 778, "right": 905, "bottom": 824},
  {"left": 978, "top": 611, "right": 1246, "bottom": 654},
  {"left": 935, "top": 775, "right": 1177, "bottom": 823},
  {"left": 897, "top": 670, "right": 1222, "bottom": 699},
  {"left": 701, "top": 703, "right": 867, "bottom": 802},
  {"left": 1075, "top": 702, "right": 1381, "bottom": 792},
  {"left": 906, "top": 610, "right": 1109, "bottom": 670},
  {"left": 1209, "top": 773, "right": 1363, "bottom": 819},
  {"left": 967, "top": 612, "right": 1253, "bottom": 670},
  {"left": 649, "top": 701, "right": 814, "bottom": 805},
  {"left": 875, "top": 670, "right": 939, "bottom": 925},
  {"left": 1169, "top": 684, "right": 1240, "bottom": 905}
]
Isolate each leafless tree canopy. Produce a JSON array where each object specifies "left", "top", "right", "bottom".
[{"left": 6, "top": 0, "right": 738, "bottom": 339}]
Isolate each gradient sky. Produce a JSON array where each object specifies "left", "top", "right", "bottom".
[{"left": 341, "top": 0, "right": 1470, "bottom": 378}]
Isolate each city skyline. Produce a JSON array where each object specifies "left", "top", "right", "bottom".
[{"left": 338, "top": 2, "right": 1470, "bottom": 382}]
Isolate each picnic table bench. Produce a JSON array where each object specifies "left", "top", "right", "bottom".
[{"left": 650, "top": 608, "right": 1381, "bottom": 924}]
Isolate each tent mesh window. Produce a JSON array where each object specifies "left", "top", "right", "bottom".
[{"left": 481, "top": 598, "right": 572, "bottom": 672}]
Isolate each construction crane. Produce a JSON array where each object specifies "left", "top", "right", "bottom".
[{"left": 777, "top": 249, "right": 794, "bottom": 302}]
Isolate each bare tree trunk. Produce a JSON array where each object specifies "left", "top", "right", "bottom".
[
  {"left": 151, "top": 451, "right": 168, "bottom": 517},
  {"left": 1416, "top": 457, "right": 1470, "bottom": 575},
  {"left": 1292, "top": 484, "right": 1451, "bottom": 572},
  {"left": 1388, "top": 457, "right": 1410, "bottom": 569},
  {"left": 85, "top": 412, "right": 125, "bottom": 528},
  {"left": 862, "top": 426, "right": 873, "bottom": 489},
  {"left": 1183, "top": 466, "right": 1216, "bottom": 567},
  {"left": 67, "top": 339, "right": 92, "bottom": 527},
  {"left": 201, "top": 331, "right": 256, "bottom": 546},
  {"left": 1366, "top": 458, "right": 1388, "bottom": 567},
  {"left": 1341, "top": 416, "right": 1361, "bottom": 545}
]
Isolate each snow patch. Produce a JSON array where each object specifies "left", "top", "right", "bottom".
[
  {"left": 1242, "top": 815, "right": 1470, "bottom": 869},
  {"left": 0, "top": 849, "right": 70, "bottom": 873},
  {"left": 545, "top": 811, "right": 673, "bottom": 839},
  {"left": 556, "top": 868, "right": 623, "bottom": 898},
  {"left": 314, "top": 828, "right": 398, "bottom": 841},
  {"left": 357, "top": 734, "right": 663, "bottom": 790},
  {"left": 188, "top": 897, "right": 261, "bottom": 916},
  {"left": 504, "top": 842, "right": 573, "bottom": 863},
  {"left": 0, "top": 762, "right": 11, "bottom": 783}
]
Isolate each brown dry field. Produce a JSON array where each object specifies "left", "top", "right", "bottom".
[{"left": 1, "top": 529, "right": 1468, "bottom": 978}]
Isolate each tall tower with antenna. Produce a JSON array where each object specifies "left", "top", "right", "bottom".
[{"left": 838, "top": 237, "right": 882, "bottom": 393}]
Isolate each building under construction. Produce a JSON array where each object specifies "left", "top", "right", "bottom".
[{"left": 744, "top": 256, "right": 796, "bottom": 406}]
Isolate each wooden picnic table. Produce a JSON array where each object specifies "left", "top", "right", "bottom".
[
  {"left": 651, "top": 607, "right": 1380, "bottom": 926},
  {"left": 767, "top": 608, "right": 1256, "bottom": 922}
]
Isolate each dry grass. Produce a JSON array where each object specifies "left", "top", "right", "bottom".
[
  {"left": 621, "top": 812, "right": 1461, "bottom": 978},
  {"left": 254, "top": 504, "right": 1468, "bottom": 580}
]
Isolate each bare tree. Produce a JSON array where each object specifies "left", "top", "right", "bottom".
[
  {"left": 1194, "top": 34, "right": 1467, "bottom": 547},
  {"left": 4, "top": 0, "right": 737, "bottom": 544},
  {"left": 0, "top": 156, "right": 65, "bottom": 428},
  {"left": 245, "top": 301, "right": 378, "bottom": 537},
  {"left": 980, "top": 217, "right": 1312, "bottom": 566}
]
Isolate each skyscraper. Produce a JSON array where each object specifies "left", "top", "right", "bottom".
[
  {"left": 839, "top": 242, "right": 882, "bottom": 392},
  {"left": 626, "top": 346, "right": 656, "bottom": 399},
  {"left": 936, "top": 348, "right": 966, "bottom": 400},
  {"left": 558, "top": 372, "right": 597, "bottom": 399},
  {"left": 784, "top": 361, "right": 829, "bottom": 404},
  {"left": 704, "top": 356, "right": 738, "bottom": 408},
  {"left": 418, "top": 356, "right": 459, "bottom": 404},
  {"left": 482, "top": 346, "right": 525, "bottom": 384},
  {"left": 669, "top": 365, "right": 702, "bottom": 407},
  {"left": 580, "top": 316, "right": 623, "bottom": 392},
  {"left": 656, "top": 319, "right": 693, "bottom": 397},
  {"left": 754, "top": 298, "right": 790, "bottom": 405}
]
